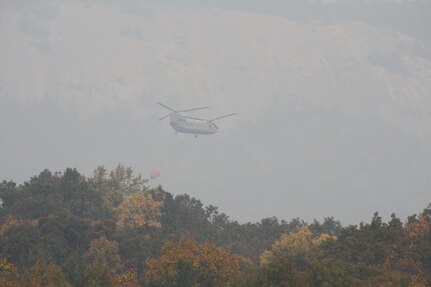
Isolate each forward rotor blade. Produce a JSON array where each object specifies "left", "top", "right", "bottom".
[
  {"left": 158, "top": 114, "right": 171, "bottom": 121},
  {"left": 210, "top": 113, "right": 236, "bottom": 122},
  {"left": 213, "top": 122, "right": 219, "bottom": 129},
  {"left": 157, "top": 102, "right": 175, "bottom": 112},
  {"left": 178, "top": 106, "right": 209, "bottom": 113},
  {"left": 183, "top": 116, "right": 205, "bottom": 121}
]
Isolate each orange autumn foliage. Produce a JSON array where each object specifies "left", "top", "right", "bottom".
[
  {"left": 405, "top": 215, "right": 430, "bottom": 242},
  {"left": 116, "top": 192, "right": 163, "bottom": 231},
  {"left": 0, "top": 258, "right": 22, "bottom": 287},
  {"left": 146, "top": 237, "right": 243, "bottom": 287},
  {"left": 25, "top": 260, "right": 70, "bottom": 287},
  {"left": 0, "top": 216, "right": 38, "bottom": 239},
  {"left": 0, "top": 216, "right": 18, "bottom": 238},
  {"left": 110, "top": 269, "right": 140, "bottom": 287}
]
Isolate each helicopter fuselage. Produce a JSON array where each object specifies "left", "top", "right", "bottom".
[{"left": 169, "top": 113, "right": 217, "bottom": 135}]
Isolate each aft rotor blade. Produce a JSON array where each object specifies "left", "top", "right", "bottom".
[
  {"left": 178, "top": 106, "right": 209, "bottom": 113},
  {"left": 158, "top": 114, "right": 171, "bottom": 121},
  {"left": 157, "top": 102, "right": 175, "bottom": 112},
  {"left": 211, "top": 113, "right": 236, "bottom": 121}
]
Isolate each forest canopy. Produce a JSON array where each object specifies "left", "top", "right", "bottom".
[{"left": 0, "top": 165, "right": 430, "bottom": 286}]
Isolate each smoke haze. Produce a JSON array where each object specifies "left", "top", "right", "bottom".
[{"left": 1, "top": 0, "right": 430, "bottom": 224}]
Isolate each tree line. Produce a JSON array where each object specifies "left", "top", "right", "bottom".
[{"left": 0, "top": 165, "right": 430, "bottom": 286}]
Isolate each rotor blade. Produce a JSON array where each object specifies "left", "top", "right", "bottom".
[
  {"left": 157, "top": 102, "right": 175, "bottom": 112},
  {"left": 213, "top": 122, "right": 219, "bottom": 129},
  {"left": 158, "top": 114, "right": 171, "bottom": 121},
  {"left": 178, "top": 106, "right": 210, "bottom": 113},
  {"left": 210, "top": 113, "right": 236, "bottom": 121},
  {"left": 183, "top": 116, "right": 206, "bottom": 121}
]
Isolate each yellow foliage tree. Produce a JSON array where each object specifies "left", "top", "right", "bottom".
[
  {"left": 92, "top": 164, "right": 148, "bottom": 207},
  {"left": 83, "top": 236, "right": 124, "bottom": 275},
  {"left": 146, "top": 237, "right": 243, "bottom": 287},
  {"left": 0, "top": 258, "right": 22, "bottom": 287},
  {"left": 259, "top": 249, "right": 275, "bottom": 266},
  {"left": 272, "top": 226, "right": 314, "bottom": 256},
  {"left": 311, "top": 232, "right": 336, "bottom": 247},
  {"left": 25, "top": 260, "right": 71, "bottom": 287},
  {"left": 116, "top": 192, "right": 163, "bottom": 231},
  {"left": 260, "top": 226, "right": 336, "bottom": 265}
]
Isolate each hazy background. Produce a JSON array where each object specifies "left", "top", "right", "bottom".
[{"left": 1, "top": 0, "right": 430, "bottom": 224}]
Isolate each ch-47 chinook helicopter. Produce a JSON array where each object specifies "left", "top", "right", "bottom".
[{"left": 158, "top": 102, "right": 235, "bottom": 136}]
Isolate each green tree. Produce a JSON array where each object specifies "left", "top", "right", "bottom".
[
  {"left": 237, "top": 257, "right": 306, "bottom": 287},
  {"left": 83, "top": 236, "right": 124, "bottom": 275},
  {"left": 306, "top": 259, "right": 361, "bottom": 287}
]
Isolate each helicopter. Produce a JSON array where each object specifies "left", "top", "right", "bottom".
[{"left": 158, "top": 102, "right": 235, "bottom": 136}]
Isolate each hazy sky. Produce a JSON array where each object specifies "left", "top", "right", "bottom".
[{"left": 1, "top": 0, "right": 430, "bottom": 225}]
